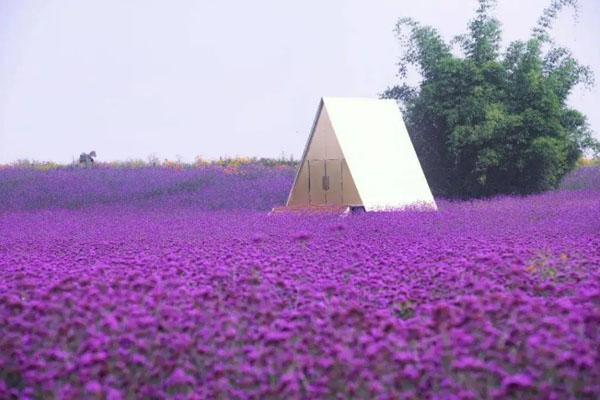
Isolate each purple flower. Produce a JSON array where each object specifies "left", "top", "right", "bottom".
[
  {"left": 166, "top": 368, "right": 194, "bottom": 388},
  {"left": 502, "top": 374, "right": 534, "bottom": 390},
  {"left": 84, "top": 380, "right": 102, "bottom": 395}
]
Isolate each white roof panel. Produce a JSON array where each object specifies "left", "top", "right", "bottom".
[{"left": 322, "top": 97, "right": 437, "bottom": 211}]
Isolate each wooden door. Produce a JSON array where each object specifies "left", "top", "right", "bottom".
[
  {"left": 325, "top": 159, "right": 342, "bottom": 205},
  {"left": 308, "top": 160, "right": 326, "bottom": 205}
]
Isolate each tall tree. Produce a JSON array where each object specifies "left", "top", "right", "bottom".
[{"left": 383, "top": 0, "right": 598, "bottom": 198}]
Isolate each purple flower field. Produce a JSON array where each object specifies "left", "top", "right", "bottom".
[
  {"left": 0, "top": 164, "right": 294, "bottom": 213},
  {"left": 1, "top": 165, "right": 599, "bottom": 399}
]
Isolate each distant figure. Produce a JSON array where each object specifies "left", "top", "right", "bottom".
[{"left": 79, "top": 151, "right": 97, "bottom": 167}]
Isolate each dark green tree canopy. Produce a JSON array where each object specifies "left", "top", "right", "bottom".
[{"left": 383, "top": 0, "right": 598, "bottom": 198}]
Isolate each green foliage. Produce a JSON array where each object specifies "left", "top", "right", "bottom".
[{"left": 383, "top": 0, "right": 598, "bottom": 198}]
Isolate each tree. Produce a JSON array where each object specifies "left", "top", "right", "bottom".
[{"left": 383, "top": 0, "right": 598, "bottom": 198}]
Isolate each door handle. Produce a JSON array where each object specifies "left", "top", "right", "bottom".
[{"left": 322, "top": 175, "right": 330, "bottom": 191}]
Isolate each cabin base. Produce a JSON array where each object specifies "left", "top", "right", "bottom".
[{"left": 270, "top": 204, "right": 364, "bottom": 215}]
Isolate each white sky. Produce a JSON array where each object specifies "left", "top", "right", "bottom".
[{"left": 0, "top": 0, "right": 598, "bottom": 163}]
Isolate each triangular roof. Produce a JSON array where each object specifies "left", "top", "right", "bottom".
[{"left": 287, "top": 97, "right": 437, "bottom": 211}]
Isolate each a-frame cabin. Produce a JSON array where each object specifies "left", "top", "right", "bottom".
[{"left": 286, "top": 97, "right": 437, "bottom": 212}]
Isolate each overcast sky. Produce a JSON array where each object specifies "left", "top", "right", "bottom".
[{"left": 0, "top": 0, "right": 598, "bottom": 163}]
